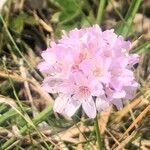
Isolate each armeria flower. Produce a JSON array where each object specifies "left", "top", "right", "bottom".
[{"left": 38, "top": 25, "right": 139, "bottom": 119}]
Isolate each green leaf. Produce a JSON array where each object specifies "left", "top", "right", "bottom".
[
  {"left": 55, "top": 0, "right": 81, "bottom": 24},
  {"left": 51, "top": 12, "right": 61, "bottom": 23},
  {"left": 9, "top": 14, "right": 25, "bottom": 33},
  {"left": 55, "top": 0, "right": 79, "bottom": 11},
  {"left": 81, "top": 10, "right": 95, "bottom": 27},
  {"left": 24, "top": 16, "right": 38, "bottom": 25},
  {"left": 59, "top": 10, "right": 80, "bottom": 24}
]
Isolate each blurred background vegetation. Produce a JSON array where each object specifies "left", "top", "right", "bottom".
[{"left": 0, "top": 0, "right": 150, "bottom": 149}]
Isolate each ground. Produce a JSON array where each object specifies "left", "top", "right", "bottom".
[{"left": 0, "top": 0, "right": 150, "bottom": 149}]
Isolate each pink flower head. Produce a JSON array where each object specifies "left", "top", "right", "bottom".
[{"left": 38, "top": 25, "right": 139, "bottom": 118}]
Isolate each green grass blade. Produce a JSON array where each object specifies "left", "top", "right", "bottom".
[
  {"left": 133, "top": 42, "right": 150, "bottom": 54},
  {"left": 0, "top": 15, "right": 42, "bottom": 80},
  {"left": 96, "top": 0, "right": 107, "bottom": 25},
  {"left": 0, "top": 104, "right": 8, "bottom": 113},
  {"left": 110, "top": 0, "right": 125, "bottom": 23},
  {"left": 116, "top": 0, "right": 142, "bottom": 37},
  {"left": 1, "top": 105, "right": 52, "bottom": 150},
  {"left": 0, "top": 107, "right": 31, "bottom": 125}
]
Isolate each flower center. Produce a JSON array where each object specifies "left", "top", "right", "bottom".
[
  {"left": 93, "top": 67, "right": 101, "bottom": 77},
  {"left": 71, "top": 65, "right": 80, "bottom": 72},
  {"left": 79, "top": 86, "right": 90, "bottom": 97},
  {"left": 79, "top": 49, "right": 91, "bottom": 61},
  {"left": 104, "top": 49, "right": 112, "bottom": 57}
]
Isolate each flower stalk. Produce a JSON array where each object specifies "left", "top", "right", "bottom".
[{"left": 94, "top": 114, "right": 103, "bottom": 150}]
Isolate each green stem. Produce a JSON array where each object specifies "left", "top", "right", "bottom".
[
  {"left": 96, "top": 0, "right": 107, "bottom": 25},
  {"left": 94, "top": 114, "right": 103, "bottom": 150}
]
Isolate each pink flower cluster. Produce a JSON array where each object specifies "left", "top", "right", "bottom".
[{"left": 38, "top": 25, "right": 139, "bottom": 118}]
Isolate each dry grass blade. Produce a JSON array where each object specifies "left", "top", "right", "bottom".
[
  {"left": 114, "top": 96, "right": 142, "bottom": 123},
  {"left": 115, "top": 131, "right": 137, "bottom": 150},
  {"left": 20, "top": 60, "right": 38, "bottom": 117},
  {"left": 0, "top": 95, "right": 17, "bottom": 108},
  {"left": 104, "top": 135, "right": 111, "bottom": 150},
  {"left": 29, "top": 78, "right": 54, "bottom": 105},
  {"left": 131, "top": 35, "right": 143, "bottom": 49},
  {"left": 126, "top": 101, "right": 138, "bottom": 128},
  {"left": 99, "top": 107, "right": 112, "bottom": 134},
  {"left": 34, "top": 12, "right": 53, "bottom": 32},
  {"left": 0, "top": 127, "right": 12, "bottom": 137},
  {"left": 0, "top": 70, "right": 54, "bottom": 105},
  {"left": 76, "top": 117, "right": 86, "bottom": 150},
  {"left": 0, "top": 0, "right": 7, "bottom": 11},
  {"left": 120, "top": 105, "right": 150, "bottom": 139},
  {"left": 0, "top": 71, "right": 34, "bottom": 84},
  {"left": 112, "top": 104, "right": 150, "bottom": 149},
  {"left": 105, "top": 128, "right": 124, "bottom": 150},
  {"left": 57, "top": 125, "right": 93, "bottom": 141}
]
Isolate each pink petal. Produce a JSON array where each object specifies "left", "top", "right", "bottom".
[
  {"left": 112, "top": 90, "right": 126, "bottom": 99},
  {"left": 41, "top": 50, "right": 56, "bottom": 64},
  {"left": 124, "top": 82, "right": 139, "bottom": 100},
  {"left": 42, "top": 77, "right": 63, "bottom": 93},
  {"left": 90, "top": 81, "right": 104, "bottom": 96},
  {"left": 129, "top": 54, "right": 140, "bottom": 66},
  {"left": 63, "top": 96, "right": 81, "bottom": 117},
  {"left": 54, "top": 95, "right": 81, "bottom": 118},
  {"left": 111, "top": 99, "right": 123, "bottom": 110},
  {"left": 37, "top": 61, "right": 51, "bottom": 72},
  {"left": 82, "top": 97, "right": 96, "bottom": 118},
  {"left": 53, "top": 95, "right": 69, "bottom": 114},
  {"left": 96, "top": 95, "right": 110, "bottom": 112}
]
